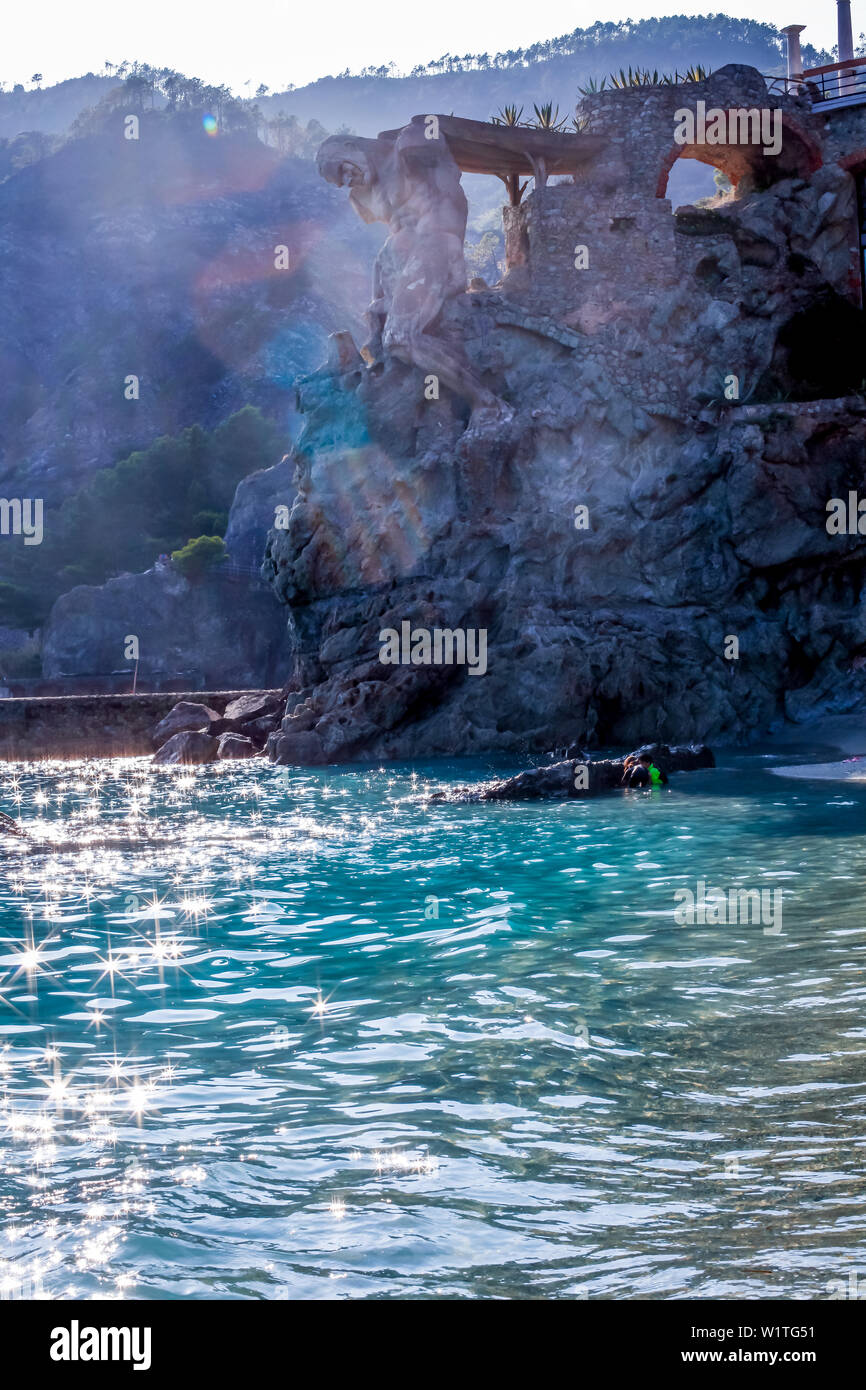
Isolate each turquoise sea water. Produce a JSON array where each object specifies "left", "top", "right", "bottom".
[{"left": 1, "top": 751, "right": 865, "bottom": 1301}]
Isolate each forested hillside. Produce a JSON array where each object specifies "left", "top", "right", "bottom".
[{"left": 0, "top": 14, "right": 840, "bottom": 644}]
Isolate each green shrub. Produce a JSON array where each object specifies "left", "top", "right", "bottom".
[
  {"left": 170, "top": 534, "right": 228, "bottom": 580},
  {"left": 192, "top": 508, "right": 228, "bottom": 536}
]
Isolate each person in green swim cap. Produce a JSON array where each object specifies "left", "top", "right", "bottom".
[{"left": 625, "top": 753, "right": 668, "bottom": 789}]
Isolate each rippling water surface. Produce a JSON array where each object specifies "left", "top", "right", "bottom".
[{"left": 1, "top": 752, "right": 865, "bottom": 1300}]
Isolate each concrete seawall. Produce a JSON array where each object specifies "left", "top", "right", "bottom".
[{"left": 0, "top": 690, "right": 282, "bottom": 760}]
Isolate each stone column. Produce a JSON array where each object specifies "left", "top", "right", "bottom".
[
  {"left": 782, "top": 24, "right": 807, "bottom": 80},
  {"left": 837, "top": 0, "right": 855, "bottom": 62},
  {"left": 502, "top": 204, "right": 530, "bottom": 279}
]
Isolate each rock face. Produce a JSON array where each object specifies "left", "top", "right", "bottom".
[
  {"left": 223, "top": 459, "right": 294, "bottom": 571},
  {"left": 0, "top": 123, "right": 381, "bottom": 499},
  {"left": 42, "top": 564, "right": 288, "bottom": 690},
  {"left": 262, "top": 66, "right": 866, "bottom": 765},
  {"left": 40, "top": 448, "right": 294, "bottom": 691}
]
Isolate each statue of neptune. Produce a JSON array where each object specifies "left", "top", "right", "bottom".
[{"left": 317, "top": 122, "right": 510, "bottom": 424}]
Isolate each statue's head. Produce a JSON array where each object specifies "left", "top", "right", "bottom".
[{"left": 317, "top": 135, "right": 393, "bottom": 224}]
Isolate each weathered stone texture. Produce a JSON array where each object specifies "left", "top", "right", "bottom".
[{"left": 261, "top": 65, "right": 866, "bottom": 764}]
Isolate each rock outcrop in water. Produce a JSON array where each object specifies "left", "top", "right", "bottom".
[
  {"left": 429, "top": 743, "right": 715, "bottom": 802},
  {"left": 261, "top": 66, "right": 866, "bottom": 765}
]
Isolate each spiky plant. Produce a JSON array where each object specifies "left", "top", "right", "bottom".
[
  {"left": 491, "top": 104, "right": 524, "bottom": 126},
  {"left": 530, "top": 101, "right": 569, "bottom": 131},
  {"left": 580, "top": 63, "right": 711, "bottom": 95},
  {"left": 609, "top": 65, "right": 667, "bottom": 88}
]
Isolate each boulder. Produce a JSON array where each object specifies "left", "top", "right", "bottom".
[
  {"left": 242, "top": 713, "right": 282, "bottom": 745},
  {"left": 223, "top": 691, "right": 282, "bottom": 724},
  {"left": 152, "top": 730, "right": 218, "bottom": 765},
  {"left": 217, "top": 733, "right": 258, "bottom": 759},
  {"left": 152, "top": 701, "right": 220, "bottom": 747},
  {"left": 266, "top": 728, "right": 328, "bottom": 765}
]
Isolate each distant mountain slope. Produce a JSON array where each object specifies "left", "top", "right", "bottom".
[
  {"left": 0, "top": 113, "right": 382, "bottom": 500},
  {"left": 0, "top": 74, "right": 115, "bottom": 139},
  {"left": 2, "top": 18, "right": 835, "bottom": 148},
  {"left": 257, "top": 16, "right": 833, "bottom": 135}
]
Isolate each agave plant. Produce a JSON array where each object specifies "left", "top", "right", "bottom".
[
  {"left": 530, "top": 101, "right": 569, "bottom": 131},
  {"left": 609, "top": 65, "right": 666, "bottom": 88},
  {"left": 572, "top": 112, "right": 590, "bottom": 133},
  {"left": 577, "top": 75, "right": 607, "bottom": 95},
  {"left": 491, "top": 104, "right": 524, "bottom": 126}
]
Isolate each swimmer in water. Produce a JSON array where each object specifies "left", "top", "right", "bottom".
[{"left": 624, "top": 753, "right": 668, "bottom": 789}]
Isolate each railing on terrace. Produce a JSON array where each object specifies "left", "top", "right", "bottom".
[{"left": 765, "top": 57, "right": 866, "bottom": 109}]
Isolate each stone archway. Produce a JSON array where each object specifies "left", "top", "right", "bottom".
[{"left": 655, "top": 115, "right": 822, "bottom": 199}]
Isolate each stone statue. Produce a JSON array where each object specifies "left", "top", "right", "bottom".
[{"left": 317, "top": 124, "right": 510, "bottom": 424}]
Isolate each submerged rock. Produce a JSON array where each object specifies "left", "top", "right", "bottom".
[{"left": 0, "top": 810, "right": 25, "bottom": 838}]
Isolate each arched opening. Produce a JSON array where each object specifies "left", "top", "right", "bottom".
[
  {"left": 665, "top": 156, "right": 730, "bottom": 210},
  {"left": 656, "top": 115, "right": 822, "bottom": 201}
]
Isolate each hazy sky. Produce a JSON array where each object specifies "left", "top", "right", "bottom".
[{"left": 2, "top": 3, "right": 843, "bottom": 94}]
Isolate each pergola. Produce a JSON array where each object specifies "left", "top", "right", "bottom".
[{"left": 379, "top": 114, "right": 608, "bottom": 204}]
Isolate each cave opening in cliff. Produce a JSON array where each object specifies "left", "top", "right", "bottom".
[{"left": 761, "top": 291, "right": 866, "bottom": 401}]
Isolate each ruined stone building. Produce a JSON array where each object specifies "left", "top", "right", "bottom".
[{"left": 264, "top": 52, "right": 866, "bottom": 764}]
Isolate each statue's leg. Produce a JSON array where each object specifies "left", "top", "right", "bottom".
[
  {"left": 383, "top": 240, "right": 511, "bottom": 422},
  {"left": 363, "top": 257, "right": 387, "bottom": 362},
  {"left": 387, "top": 331, "right": 507, "bottom": 417}
]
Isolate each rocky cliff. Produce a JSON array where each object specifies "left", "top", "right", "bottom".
[
  {"left": 41, "top": 456, "right": 294, "bottom": 688},
  {"left": 262, "top": 68, "right": 866, "bottom": 764}
]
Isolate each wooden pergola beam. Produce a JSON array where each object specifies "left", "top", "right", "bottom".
[{"left": 378, "top": 114, "right": 607, "bottom": 179}]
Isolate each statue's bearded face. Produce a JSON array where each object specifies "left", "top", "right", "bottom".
[
  {"left": 317, "top": 137, "right": 393, "bottom": 224},
  {"left": 337, "top": 160, "right": 367, "bottom": 189},
  {"left": 317, "top": 139, "right": 372, "bottom": 191}
]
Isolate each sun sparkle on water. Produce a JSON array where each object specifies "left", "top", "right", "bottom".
[{"left": 2, "top": 753, "right": 866, "bottom": 1299}]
